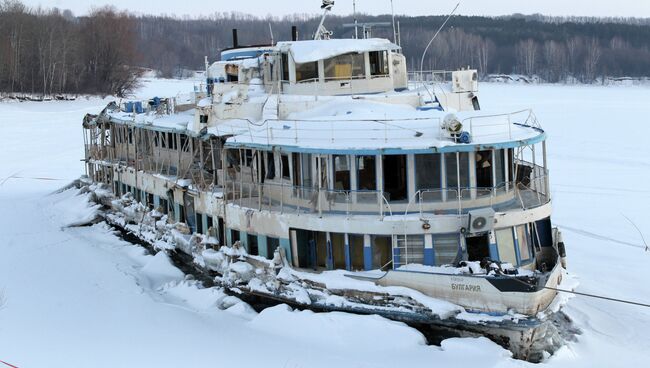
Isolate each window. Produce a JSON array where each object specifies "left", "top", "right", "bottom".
[
  {"left": 199, "top": 115, "right": 208, "bottom": 124},
  {"left": 281, "top": 154, "right": 290, "bottom": 179},
  {"left": 154, "top": 132, "right": 160, "bottom": 147},
  {"left": 371, "top": 235, "right": 392, "bottom": 270},
  {"left": 180, "top": 134, "right": 189, "bottom": 152},
  {"left": 247, "top": 234, "right": 259, "bottom": 256},
  {"left": 369, "top": 50, "right": 389, "bottom": 76},
  {"left": 444, "top": 152, "right": 470, "bottom": 197},
  {"left": 356, "top": 155, "right": 376, "bottom": 190},
  {"left": 281, "top": 53, "right": 289, "bottom": 81},
  {"left": 333, "top": 155, "right": 351, "bottom": 190},
  {"left": 295, "top": 61, "right": 318, "bottom": 82},
  {"left": 266, "top": 152, "right": 275, "bottom": 179},
  {"left": 494, "top": 149, "right": 506, "bottom": 187},
  {"left": 383, "top": 155, "right": 407, "bottom": 201},
  {"left": 196, "top": 213, "right": 204, "bottom": 234},
  {"left": 243, "top": 149, "right": 254, "bottom": 167},
  {"left": 128, "top": 128, "right": 133, "bottom": 144},
  {"left": 433, "top": 234, "right": 460, "bottom": 266},
  {"left": 167, "top": 132, "right": 177, "bottom": 150},
  {"left": 415, "top": 154, "right": 442, "bottom": 200},
  {"left": 516, "top": 225, "right": 532, "bottom": 263},
  {"left": 496, "top": 228, "right": 517, "bottom": 265},
  {"left": 475, "top": 150, "right": 493, "bottom": 189},
  {"left": 330, "top": 233, "right": 346, "bottom": 269},
  {"left": 349, "top": 234, "right": 365, "bottom": 271},
  {"left": 324, "top": 53, "right": 365, "bottom": 80},
  {"left": 267, "top": 237, "right": 280, "bottom": 260}
]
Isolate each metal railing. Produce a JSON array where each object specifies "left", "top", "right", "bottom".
[
  {"left": 459, "top": 109, "right": 543, "bottom": 140},
  {"left": 225, "top": 161, "right": 550, "bottom": 219}
]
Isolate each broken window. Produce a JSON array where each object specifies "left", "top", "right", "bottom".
[
  {"left": 247, "top": 234, "right": 259, "bottom": 256},
  {"left": 371, "top": 235, "right": 392, "bottom": 270},
  {"left": 330, "top": 233, "right": 346, "bottom": 269},
  {"left": 196, "top": 213, "right": 204, "bottom": 234},
  {"left": 349, "top": 234, "right": 365, "bottom": 271},
  {"left": 369, "top": 50, "right": 389, "bottom": 77},
  {"left": 433, "top": 234, "right": 460, "bottom": 266},
  {"left": 496, "top": 228, "right": 517, "bottom": 265},
  {"left": 356, "top": 155, "right": 376, "bottom": 191},
  {"left": 333, "top": 155, "right": 351, "bottom": 190},
  {"left": 324, "top": 53, "right": 365, "bottom": 80},
  {"left": 475, "top": 150, "right": 493, "bottom": 188},
  {"left": 382, "top": 155, "right": 407, "bottom": 201},
  {"left": 180, "top": 134, "right": 189, "bottom": 152},
  {"left": 291, "top": 153, "right": 312, "bottom": 187},
  {"left": 265, "top": 152, "right": 275, "bottom": 179},
  {"left": 295, "top": 61, "right": 318, "bottom": 82},
  {"left": 267, "top": 237, "right": 280, "bottom": 260},
  {"left": 281, "top": 154, "right": 290, "bottom": 179}
]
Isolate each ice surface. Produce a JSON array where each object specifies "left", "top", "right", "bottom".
[{"left": 1, "top": 79, "right": 649, "bottom": 367}]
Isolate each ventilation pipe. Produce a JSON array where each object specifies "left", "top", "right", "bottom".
[
  {"left": 232, "top": 29, "right": 239, "bottom": 48},
  {"left": 291, "top": 26, "right": 298, "bottom": 41}
]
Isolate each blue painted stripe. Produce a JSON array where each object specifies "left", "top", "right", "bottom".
[
  {"left": 344, "top": 242, "right": 351, "bottom": 271},
  {"left": 424, "top": 248, "right": 434, "bottom": 266},
  {"left": 364, "top": 246, "right": 372, "bottom": 271}
]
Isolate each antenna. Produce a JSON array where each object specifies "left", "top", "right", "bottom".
[
  {"left": 390, "top": 0, "right": 397, "bottom": 44},
  {"left": 314, "top": 0, "right": 335, "bottom": 40},
  {"left": 268, "top": 23, "right": 274, "bottom": 45},
  {"left": 353, "top": 0, "right": 358, "bottom": 39},
  {"left": 419, "top": 2, "right": 461, "bottom": 75}
]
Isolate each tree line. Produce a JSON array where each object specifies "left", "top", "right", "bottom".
[
  {"left": 2, "top": 1, "right": 650, "bottom": 96},
  {"left": 0, "top": 0, "right": 139, "bottom": 96}
]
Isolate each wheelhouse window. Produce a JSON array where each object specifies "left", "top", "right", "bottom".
[
  {"left": 333, "top": 155, "right": 351, "bottom": 190},
  {"left": 356, "top": 155, "right": 376, "bottom": 191},
  {"left": 324, "top": 53, "right": 365, "bottom": 80},
  {"left": 295, "top": 61, "right": 318, "bottom": 82},
  {"left": 369, "top": 50, "right": 389, "bottom": 77},
  {"left": 433, "top": 234, "right": 460, "bottom": 266}
]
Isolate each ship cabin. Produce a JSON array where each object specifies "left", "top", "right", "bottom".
[{"left": 83, "top": 36, "right": 558, "bottom": 280}]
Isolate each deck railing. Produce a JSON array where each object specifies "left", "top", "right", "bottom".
[{"left": 225, "top": 161, "right": 550, "bottom": 219}]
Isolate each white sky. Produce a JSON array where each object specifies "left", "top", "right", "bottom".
[{"left": 20, "top": 0, "right": 650, "bottom": 18}]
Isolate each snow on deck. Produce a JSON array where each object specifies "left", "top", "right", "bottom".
[
  {"left": 277, "top": 38, "right": 400, "bottom": 63},
  {"left": 216, "top": 100, "right": 542, "bottom": 152}
]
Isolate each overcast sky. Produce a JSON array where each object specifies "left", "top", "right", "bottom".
[{"left": 19, "top": 0, "right": 650, "bottom": 18}]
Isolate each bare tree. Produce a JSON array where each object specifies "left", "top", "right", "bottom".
[
  {"left": 516, "top": 39, "right": 538, "bottom": 76},
  {"left": 584, "top": 38, "right": 602, "bottom": 82}
]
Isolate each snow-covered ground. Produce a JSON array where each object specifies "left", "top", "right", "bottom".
[{"left": 1, "top": 80, "right": 649, "bottom": 367}]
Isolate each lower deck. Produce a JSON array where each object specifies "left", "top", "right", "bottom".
[{"left": 94, "top": 162, "right": 558, "bottom": 276}]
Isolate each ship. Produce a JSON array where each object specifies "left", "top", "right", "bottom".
[{"left": 81, "top": 1, "right": 571, "bottom": 361}]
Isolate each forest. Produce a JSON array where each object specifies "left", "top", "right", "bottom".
[{"left": 2, "top": 0, "right": 650, "bottom": 96}]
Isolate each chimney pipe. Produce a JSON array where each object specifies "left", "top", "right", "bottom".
[
  {"left": 232, "top": 29, "right": 239, "bottom": 48},
  {"left": 291, "top": 26, "right": 298, "bottom": 41}
]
